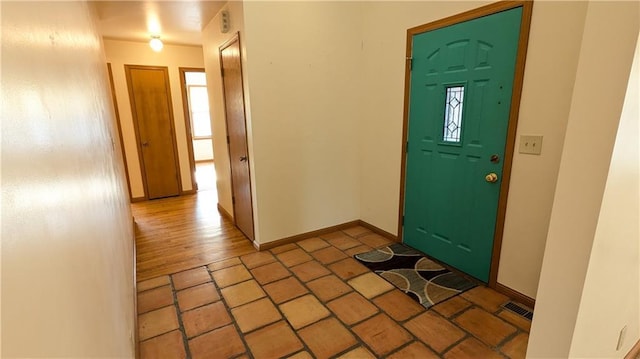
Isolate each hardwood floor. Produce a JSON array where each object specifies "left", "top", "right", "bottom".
[{"left": 133, "top": 190, "right": 256, "bottom": 282}]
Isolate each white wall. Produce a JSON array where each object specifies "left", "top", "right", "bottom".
[
  {"left": 241, "top": 1, "right": 364, "bottom": 244},
  {"left": 203, "top": 2, "right": 364, "bottom": 242},
  {"left": 570, "top": 31, "right": 640, "bottom": 358},
  {"left": 104, "top": 39, "right": 205, "bottom": 198},
  {"left": 527, "top": 2, "right": 639, "bottom": 357},
  {"left": 496, "top": 1, "right": 588, "bottom": 298},
  {"left": 1, "top": 2, "right": 135, "bottom": 356}
]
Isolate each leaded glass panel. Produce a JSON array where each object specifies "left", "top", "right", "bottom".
[{"left": 443, "top": 86, "right": 465, "bottom": 143}]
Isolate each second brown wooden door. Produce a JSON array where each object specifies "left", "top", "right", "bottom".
[
  {"left": 220, "top": 35, "right": 255, "bottom": 240},
  {"left": 125, "top": 65, "right": 181, "bottom": 200}
]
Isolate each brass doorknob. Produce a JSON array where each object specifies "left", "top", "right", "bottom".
[{"left": 485, "top": 173, "right": 498, "bottom": 183}]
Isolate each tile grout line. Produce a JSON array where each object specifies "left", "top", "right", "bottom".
[
  {"left": 136, "top": 305, "right": 185, "bottom": 343},
  {"left": 270, "top": 239, "right": 382, "bottom": 358},
  {"left": 206, "top": 252, "right": 318, "bottom": 358},
  {"left": 317, "top": 232, "right": 430, "bottom": 358},
  {"left": 385, "top": 337, "right": 441, "bottom": 358},
  {"left": 162, "top": 266, "right": 254, "bottom": 356},
  {"left": 204, "top": 263, "right": 257, "bottom": 359},
  {"left": 170, "top": 263, "right": 263, "bottom": 356},
  {"left": 268, "top": 241, "right": 362, "bottom": 357},
  {"left": 440, "top": 303, "right": 478, "bottom": 353},
  {"left": 496, "top": 329, "right": 525, "bottom": 357},
  {"left": 432, "top": 301, "right": 526, "bottom": 357},
  {"left": 327, "top": 235, "right": 433, "bottom": 357},
  {"left": 246, "top": 245, "right": 324, "bottom": 357},
  {"left": 170, "top": 275, "right": 194, "bottom": 359},
  {"left": 439, "top": 333, "right": 472, "bottom": 357},
  {"left": 290, "top": 237, "right": 424, "bottom": 358},
  {"left": 136, "top": 281, "right": 192, "bottom": 349}
]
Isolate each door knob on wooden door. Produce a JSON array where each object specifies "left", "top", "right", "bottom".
[
  {"left": 239, "top": 156, "right": 247, "bottom": 162},
  {"left": 485, "top": 173, "right": 498, "bottom": 183}
]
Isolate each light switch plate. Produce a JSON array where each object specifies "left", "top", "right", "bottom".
[{"left": 519, "top": 135, "right": 543, "bottom": 155}]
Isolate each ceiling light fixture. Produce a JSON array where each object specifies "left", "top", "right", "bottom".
[{"left": 149, "top": 35, "right": 163, "bottom": 52}]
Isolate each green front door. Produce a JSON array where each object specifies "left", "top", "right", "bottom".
[{"left": 403, "top": 7, "right": 523, "bottom": 282}]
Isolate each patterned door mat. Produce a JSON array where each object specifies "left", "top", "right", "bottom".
[{"left": 355, "top": 243, "right": 477, "bottom": 309}]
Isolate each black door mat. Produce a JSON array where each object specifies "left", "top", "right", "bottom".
[{"left": 355, "top": 243, "right": 477, "bottom": 309}]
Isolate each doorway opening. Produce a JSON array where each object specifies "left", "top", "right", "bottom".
[
  {"left": 180, "top": 68, "right": 215, "bottom": 193},
  {"left": 195, "top": 162, "right": 216, "bottom": 192}
]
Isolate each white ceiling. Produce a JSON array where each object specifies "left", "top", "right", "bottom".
[{"left": 92, "top": 1, "right": 225, "bottom": 46}]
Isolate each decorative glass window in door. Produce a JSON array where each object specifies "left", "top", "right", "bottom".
[{"left": 443, "top": 86, "right": 464, "bottom": 143}]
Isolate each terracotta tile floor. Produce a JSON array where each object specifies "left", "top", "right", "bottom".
[{"left": 137, "top": 226, "right": 531, "bottom": 358}]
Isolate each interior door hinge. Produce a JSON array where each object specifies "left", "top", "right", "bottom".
[
  {"left": 226, "top": 135, "right": 230, "bottom": 144},
  {"left": 406, "top": 141, "right": 409, "bottom": 154},
  {"left": 232, "top": 196, "right": 235, "bottom": 205},
  {"left": 402, "top": 215, "right": 405, "bottom": 226},
  {"left": 221, "top": 68, "right": 225, "bottom": 77},
  {"left": 406, "top": 56, "right": 413, "bottom": 71}
]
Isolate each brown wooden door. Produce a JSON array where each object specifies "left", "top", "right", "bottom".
[
  {"left": 125, "top": 65, "right": 181, "bottom": 200},
  {"left": 220, "top": 35, "right": 254, "bottom": 240}
]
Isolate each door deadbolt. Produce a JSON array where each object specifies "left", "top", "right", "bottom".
[
  {"left": 240, "top": 156, "right": 248, "bottom": 162},
  {"left": 485, "top": 173, "right": 498, "bottom": 183},
  {"left": 490, "top": 154, "right": 500, "bottom": 163}
]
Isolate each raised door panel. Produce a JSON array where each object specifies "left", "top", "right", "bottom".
[{"left": 127, "top": 66, "right": 181, "bottom": 199}]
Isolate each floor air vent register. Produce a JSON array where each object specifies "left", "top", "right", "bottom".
[{"left": 503, "top": 301, "right": 534, "bottom": 320}]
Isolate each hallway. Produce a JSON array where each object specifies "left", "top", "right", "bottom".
[
  {"left": 133, "top": 190, "right": 255, "bottom": 281},
  {"left": 135, "top": 194, "right": 530, "bottom": 358}
]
